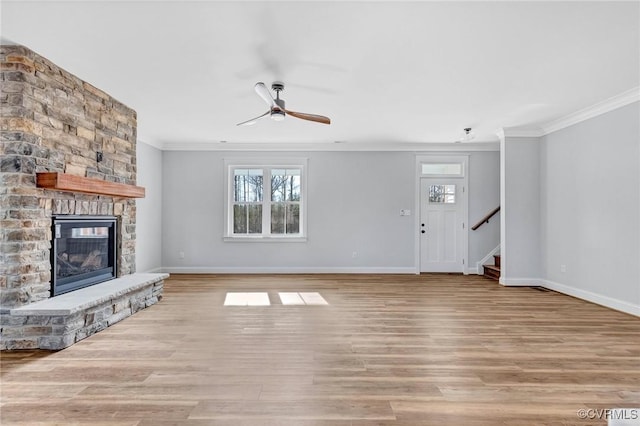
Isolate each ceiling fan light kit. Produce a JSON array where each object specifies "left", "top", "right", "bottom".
[
  {"left": 271, "top": 109, "right": 286, "bottom": 121},
  {"left": 458, "top": 127, "right": 475, "bottom": 143},
  {"left": 237, "top": 82, "right": 331, "bottom": 126}
]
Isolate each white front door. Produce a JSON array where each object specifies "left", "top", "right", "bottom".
[{"left": 420, "top": 178, "right": 465, "bottom": 273}]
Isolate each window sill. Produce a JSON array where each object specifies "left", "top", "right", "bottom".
[{"left": 223, "top": 236, "right": 308, "bottom": 243}]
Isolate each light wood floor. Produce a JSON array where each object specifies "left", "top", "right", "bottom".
[{"left": 1, "top": 274, "right": 639, "bottom": 425}]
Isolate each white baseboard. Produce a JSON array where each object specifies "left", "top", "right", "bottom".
[
  {"left": 465, "top": 266, "right": 479, "bottom": 275},
  {"left": 499, "top": 276, "right": 640, "bottom": 317},
  {"left": 161, "top": 266, "right": 416, "bottom": 274},
  {"left": 541, "top": 279, "right": 640, "bottom": 317},
  {"left": 499, "top": 277, "right": 541, "bottom": 286},
  {"left": 475, "top": 244, "right": 501, "bottom": 275}
]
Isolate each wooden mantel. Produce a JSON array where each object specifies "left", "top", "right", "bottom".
[{"left": 36, "top": 172, "right": 145, "bottom": 198}]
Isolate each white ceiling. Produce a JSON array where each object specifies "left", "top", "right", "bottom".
[{"left": 2, "top": 1, "right": 639, "bottom": 149}]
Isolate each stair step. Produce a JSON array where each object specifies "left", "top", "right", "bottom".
[
  {"left": 483, "top": 264, "right": 500, "bottom": 280},
  {"left": 493, "top": 254, "right": 501, "bottom": 268}
]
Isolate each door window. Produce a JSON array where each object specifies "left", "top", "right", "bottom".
[{"left": 428, "top": 184, "right": 456, "bottom": 204}]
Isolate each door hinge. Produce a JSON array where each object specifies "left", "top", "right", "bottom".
[
  {"left": 462, "top": 222, "right": 465, "bottom": 229},
  {"left": 462, "top": 259, "right": 465, "bottom": 265}
]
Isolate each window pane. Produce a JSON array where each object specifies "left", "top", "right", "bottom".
[
  {"left": 234, "top": 204, "right": 262, "bottom": 234},
  {"left": 233, "top": 204, "right": 247, "bottom": 233},
  {"left": 429, "top": 185, "right": 456, "bottom": 203},
  {"left": 422, "top": 163, "right": 462, "bottom": 176},
  {"left": 247, "top": 205, "right": 262, "bottom": 234},
  {"left": 271, "top": 204, "right": 285, "bottom": 234},
  {"left": 234, "top": 169, "right": 263, "bottom": 202},
  {"left": 287, "top": 175, "right": 301, "bottom": 201},
  {"left": 286, "top": 204, "right": 300, "bottom": 234},
  {"left": 272, "top": 204, "right": 300, "bottom": 234},
  {"left": 272, "top": 169, "right": 301, "bottom": 202},
  {"left": 271, "top": 173, "right": 286, "bottom": 202}
]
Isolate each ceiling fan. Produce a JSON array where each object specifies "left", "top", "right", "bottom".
[{"left": 237, "top": 82, "right": 331, "bottom": 126}]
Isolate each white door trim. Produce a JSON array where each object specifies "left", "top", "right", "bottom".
[{"left": 414, "top": 154, "right": 469, "bottom": 274}]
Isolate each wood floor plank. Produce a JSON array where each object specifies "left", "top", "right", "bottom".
[
  {"left": 0, "top": 422, "right": 139, "bottom": 426},
  {"left": 189, "top": 400, "right": 396, "bottom": 420},
  {"left": 138, "top": 420, "right": 352, "bottom": 426},
  {"left": 1, "top": 273, "right": 639, "bottom": 425}
]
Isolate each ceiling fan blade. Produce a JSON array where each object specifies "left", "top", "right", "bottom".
[
  {"left": 237, "top": 110, "right": 270, "bottom": 126},
  {"left": 254, "top": 82, "right": 276, "bottom": 108},
  {"left": 284, "top": 109, "right": 331, "bottom": 125}
]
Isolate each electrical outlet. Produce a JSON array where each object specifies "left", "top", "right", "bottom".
[
  {"left": 400, "top": 209, "right": 411, "bottom": 216},
  {"left": 560, "top": 264, "right": 566, "bottom": 273},
  {"left": 352, "top": 251, "right": 358, "bottom": 258},
  {"left": 179, "top": 251, "right": 185, "bottom": 259}
]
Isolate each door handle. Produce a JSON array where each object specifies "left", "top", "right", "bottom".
[{"left": 421, "top": 230, "right": 426, "bottom": 234}]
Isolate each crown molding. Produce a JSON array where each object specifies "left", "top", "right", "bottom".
[
  {"left": 159, "top": 141, "right": 500, "bottom": 152},
  {"left": 541, "top": 87, "right": 640, "bottom": 135},
  {"left": 497, "top": 127, "right": 545, "bottom": 141},
  {"left": 497, "top": 87, "right": 640, "bottom": 140}
]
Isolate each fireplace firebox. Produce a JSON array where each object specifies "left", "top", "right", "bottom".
[{"left": 51, "top": 216, "right": 117, "bottom": 296}]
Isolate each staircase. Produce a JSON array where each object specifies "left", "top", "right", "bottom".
[{"left": 483, "top": 254, "right": 501, "bottom": 281}]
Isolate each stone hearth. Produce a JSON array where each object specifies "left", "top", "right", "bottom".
[
  {"left": 0, "top": 44, "right": 165, "bottom": 350},
  {"left": 6, "top": 273, "right": 168, "bottom": 350}
]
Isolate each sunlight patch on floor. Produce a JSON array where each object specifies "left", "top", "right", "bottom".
[
  {"left": 224, "top": 292, "right": 271, "bottom": 306},
  {"left": 279, "top": 292, "right": 329, "bottom": 305},
  {"left": 223, "top": 292, "right": 329, "bottom": 306}
]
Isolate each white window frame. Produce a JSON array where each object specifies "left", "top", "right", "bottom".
[{"left": 223, "top": 158, "right": 308, "bottom": 242}]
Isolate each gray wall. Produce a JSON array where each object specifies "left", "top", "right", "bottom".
[
  {"left": 136, "top": 141, "right": 163, "bottom": 272},
  {"left": 160, "top": 150, "right": 500, "bottom": 272},
  {"left": 500, "top": 136, "right": 541, "bottom": 283},
  {"left": 540, "top": 102, "right": 640, "bottom": 312}
]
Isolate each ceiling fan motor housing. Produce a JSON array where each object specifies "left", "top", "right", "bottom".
[
  {"left": 272, "top": 82, "right": 286, "bottom": 112},
  {"left": 271, "top": 97, "right": 286, "bottom": 120}
]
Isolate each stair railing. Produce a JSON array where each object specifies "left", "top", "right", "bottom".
[{"left": 471, "top": 206, "right": 500, "bottom": 231}]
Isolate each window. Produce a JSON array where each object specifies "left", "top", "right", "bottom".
[
  {"left": 225, "top": 159, "right": 307, "bottom": 241},
  {"left": 232, "top": 169, "right": 264, "bottom": 234},
  {"left": 429, "top": 184, "right": 456, "bottom": 203},
  {"left": 421, "top": 163, "right": 464, "bottom": 177},
  {"left": 270, "top": 168, "right": 301, "bottom": 235}
]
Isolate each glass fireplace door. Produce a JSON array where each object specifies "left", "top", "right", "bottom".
[{"left": 51, "top": 216, "right": 117, "bottom": 296}]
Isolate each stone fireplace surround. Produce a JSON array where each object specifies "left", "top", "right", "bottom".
[{"left": 0, "top": 45, "right": 167, "bottom": 350}]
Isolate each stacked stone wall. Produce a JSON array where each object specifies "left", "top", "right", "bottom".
[{"left": 0, "top": 45, "right": 138, "bottom": 313}]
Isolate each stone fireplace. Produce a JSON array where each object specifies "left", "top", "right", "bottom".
[{"left": 0, "top": 44, "right": 166, "bottom": 350}]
